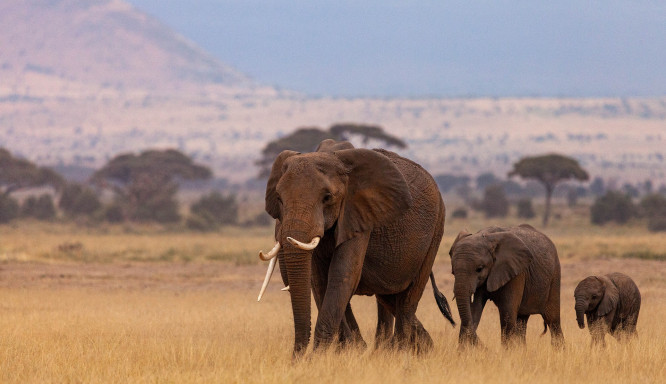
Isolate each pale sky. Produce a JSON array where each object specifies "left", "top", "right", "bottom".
[{"left": 128, "top": 0, "right": 666, "bottom": 97}]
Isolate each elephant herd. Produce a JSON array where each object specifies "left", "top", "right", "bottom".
[{"left": 257, "top": 140, "right": 641, "bottom": 357}]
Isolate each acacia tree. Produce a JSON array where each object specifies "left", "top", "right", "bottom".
[
  {"left": 256, "top": 123, "right": 407, "bottom": 178},
  {"left": 508, "top": 154, "right": 589, "bottom": 226},
  {"left": 0, "top": 148, "right": 64, "bottom": 196},
  {"left": 92, "top": 149, "right": 211, "bottom": 222}
]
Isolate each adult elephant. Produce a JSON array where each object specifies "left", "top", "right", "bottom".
[
  {"left": 257, "top": 139, "right": 454, "bottom": 357},
  {"left": 449, "top": 224, "right": 564, "bottom": 348}
]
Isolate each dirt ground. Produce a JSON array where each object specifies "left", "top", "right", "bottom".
[{"left": 1, "top": 258, "right": 664, "bottom": 300}]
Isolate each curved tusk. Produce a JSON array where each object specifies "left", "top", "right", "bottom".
[
  {"left": 259, "top": 242, "right": 281, "bottom": 261},
  {"left": 257, "top": 257, "right": 277, "bottom": 301},
  {"left": 281, "top": 286, "right": 290, "bottom": 291},
  {"left": 286, "top": 236, "right": 320, "bottom": 250}
]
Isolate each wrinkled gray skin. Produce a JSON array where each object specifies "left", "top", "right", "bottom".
[
  {"left": 574, "top": 272, "right": 641, "bottom": 347},
  {"left": 449, "top": 224, "right": 564, "bottom": 348},
  {"left": 267, "top": 139, "right": 453, "bottom": 358}
]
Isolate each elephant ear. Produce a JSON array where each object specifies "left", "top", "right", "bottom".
[
  {"left": 449, "top": 230, "right": 472, "bottom": 257},
  {"left": 486, "top": 232, "right": 533, "bottom": 292},
  {"left": 333, "top": 148, "right": 412, "bottom": 246},
  {"left": 265, "top": 150, "right": 299, "bottom": 219},
  {"left": 596, "top": 275, "right": 619, "bottom": 316}
]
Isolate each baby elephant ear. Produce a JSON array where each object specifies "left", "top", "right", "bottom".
[
  {"left": 596, "top": 275, "right": 619, "bottom": 316},
  {"left": 486, "top": 232, "right": 533, "bottom": 292},
  {"left": 449, "top": 230, "right": 472, "bottom": 257}
]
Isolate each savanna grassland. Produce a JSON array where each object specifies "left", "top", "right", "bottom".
[{"left": 1, "top": 209, "right": 665, "bottom": 383}]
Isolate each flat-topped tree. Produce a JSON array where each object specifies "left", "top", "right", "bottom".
[
  {"left": 508, "top": 153, "right": 589, "bottom": 226},
  {"left": 0, "top": 148, "right": 64, "bottom": 196},
  {"left": 92, "top": 149, "right": 211, "bottom": 222},
  {"left": 256, "top": 123, "right": 407, "bottom": 178}
]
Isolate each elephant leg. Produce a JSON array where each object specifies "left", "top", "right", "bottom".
[
  {"left": 312, "top": 253, "right": 365, "bottom": 348},
  {"left": 496, "top": 276, "right": 524, "bottom": 347},
  {"left": 516, "top": 315, "right": 529, "bottom": 344},
  {"left": 313, "top": 233, "right": 369, "bottom": 350},
  {"left": 375, "top": 297, "right": 395, "bottom": 348},
  {"left": 543, "top": 276, "right": 565, "bottom": 348},
  {"left": 589, "top": 320, "right": 606, "bottom": 348},
  {"left": 394, "top": 294, "right": 433, "bottom": 353},
  {"left": 340, "top": 303, "right": 367, "bottom": 348}
]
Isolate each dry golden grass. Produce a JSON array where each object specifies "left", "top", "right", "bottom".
[{"left": 0, "top": 219, "right": 665, "bottom": 383}]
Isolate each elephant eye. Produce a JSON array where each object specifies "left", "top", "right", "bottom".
[
  {"left": 277, "top": 196, "right": 283, "bottom": 205},
  {"left": 322, "top": 193, "right": 333, "bottom": 204},
  {"left": 591, "top": 295, "right": 597, "bottom": 299},
  {"left": 476, "top": 265, "right": 484, "bottom": 272}
]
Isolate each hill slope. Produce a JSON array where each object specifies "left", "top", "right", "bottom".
[{"left": 0, "top": 0, "right": 256, "bottom": 93}]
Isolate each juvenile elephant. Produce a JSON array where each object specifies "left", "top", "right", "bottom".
[
  {"left": 257, "top": 140, "right": 455, "bottom": 357},
  {"left": 574, "top": 272, "right": 641, "bottom": 347},
  {"left": 449, "top": 224, "right": 564, "bottom": 347}
]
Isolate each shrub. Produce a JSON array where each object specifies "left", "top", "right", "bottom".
[
  {"left": 451, "top": 208, "right": 468, "bottom": 219},
  {"left": 59, "top": 183, "right": 102, "bottom": 217},
  {"left": 186, "top": 214, "right": 217, "bottom": 232},
  {"left": 590, "top": 191, "right": 636, "bottom": 225},
  {"left": 103, "top": 203, "right": 125, "bottom": 223},
  {"left": 21, "top": 194, "right": 56, "bottom": 220},
  {"left": 190, "top": 192, "right": 238, "bottom": 226},
  {"left": 481, "top": 184, "right": 508, "bottom": 218},
  {"left": 640, "top": 194, "right": 666, "bottom": 232},
  {"left": 245, "top": 211, "right": 273, "bottom": 227},
  {"left": 516, "top": 198, "right": 535, "bottom": 219},
  {"left": 0, "top": 194, "right": 20, "bottom": 223}
]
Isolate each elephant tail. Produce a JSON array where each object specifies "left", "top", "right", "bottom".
[{"left": 430, "top": 272, "right": 456, "bottom": 327}]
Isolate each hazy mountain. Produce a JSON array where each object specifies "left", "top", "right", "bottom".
[{"left": 0, "top": 0, "right": 257, "bottom": 93}]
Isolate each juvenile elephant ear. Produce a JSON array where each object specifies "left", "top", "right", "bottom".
[
  {"left": 333, "top": 148, "right": 412, "bottom": 246},
  {"left": 486, "top": 232, "right": 533, "bottom": 292},
  {"left": 449, "top": 230, "right": 472, "bottom": 257},
  {"left": 265, "top": 150, "right": 299, "bottom": 219},
  {"left": 596, "top": 275, "right": 619, "bottom": 316}
]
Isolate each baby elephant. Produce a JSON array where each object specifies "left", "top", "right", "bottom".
[{"left": 574, "top": 272, "right": 641, "bottom": 346}]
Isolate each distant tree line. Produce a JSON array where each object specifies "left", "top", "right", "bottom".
[
  {"left": 436, "top": 155, "right": 666, "bottom": 232},
  {"left": 0, "top": 147, "right": 252, "bottom": 231}
]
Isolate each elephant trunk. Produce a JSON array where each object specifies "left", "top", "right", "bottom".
[
  {"left": 454, "top": 277, "right": 475, "bottom": 344},
  {"left": 279, "top": 209, "right": 322, "bottom": 357},
  {"left": 575, "top": 299, "right": 587, "bottom": 329},
  {"left": 283, "top": 246, "right": 312, "bottom": 357}
]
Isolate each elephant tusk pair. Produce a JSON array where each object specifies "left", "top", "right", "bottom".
[
  {"left": 257, "top": 237, "right": 319, "bottom": 301},
  {"left": 287, "top": 236, "right": 320, "bottom": 250}
]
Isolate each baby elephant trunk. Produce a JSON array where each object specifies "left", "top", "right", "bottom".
[{"left": 575, "top": 299, "right": 587, "bottom": 329}]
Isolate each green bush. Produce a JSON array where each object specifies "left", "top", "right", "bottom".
[
  {"left": 590, "top": 191, "right": 636, "bottom": 225},
  {"left": 103, "top": 203, "right": 125, "bottom": 223},
  {"left": 482, "top": 184, "right": 509, "bottom": 218},
  {"left": 59, "top": 183, "right": 102, "bottom": 217},
  {"left": 451, "top": 208, "right": 468, "bottom": 219},
  {"left": 640, "top": 194, "right": 666, "bottom": 232},
  {"left": 0, "top": 194, "right": 20, "bottom": 223},
  {"left": 190, "top": 192, "right": 238, "bottom": 226},
  {"left": 516, "top": 198, "right": 535, "bottom": 219},
  {"left": 21, "top": 194, "right": 56, "bottom": 220}
]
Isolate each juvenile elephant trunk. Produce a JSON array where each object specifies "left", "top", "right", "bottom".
[
  {"left": 575, "top": 299, "right": 587, "bottom": 329},
  {"left": 454, "top": 278, "right": 475, "bottom": 344}
]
